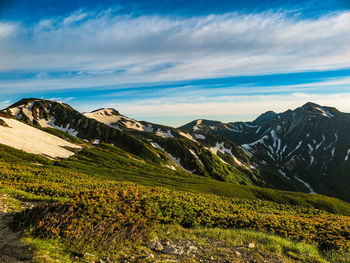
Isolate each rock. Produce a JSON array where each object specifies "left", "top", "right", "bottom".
[
  {"left": 146, "top": 253, "right": 155, "bottom": 259},
  {"left": 186, "top": 245, "right": 198, "bottom": 254},
  {"left": 235, "top": 251, "right": 241, "bottom": 256},
  {"left": 162, "top": 245, "right": 184, "bottom": 255},
  {"left": 248, "top": 243, "right": 255, "bottom": 248},
  {"left": 84, "top": 252, "right": 96, "bottom": 262},
  {"left": 99, "top": 256, "right": 111, "bottom": 263},
  {"left": 148, "top": 240, "right": 164, "bottom": 251}
]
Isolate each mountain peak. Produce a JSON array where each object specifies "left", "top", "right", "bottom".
[
  {"left": 301, "top": 102, "right": 321, "bottom": 109},
  {"left": 89, "top": 108, "right": 121, "bottom": 116},
  {"left": 253, "top": 110, "right": 278, "bottom": 124},
  {"left": 298, "top": 102, "right": 339, "bottom": 118},
  {"left": 6, "top": 98, "right": 72, "bottom": 111}
]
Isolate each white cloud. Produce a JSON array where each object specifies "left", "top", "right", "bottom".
[
  {"left": 62, "top": 10, "right": 88, "bottom": 25},
  {"left": 0, "top": 22, "right": 16, "bottom": 39},
  {"left": 100, "top": 92, "right": 350, "bottom": 125},
  {"left": 0, "top": 10, "right": 350, "bottom": 84}
]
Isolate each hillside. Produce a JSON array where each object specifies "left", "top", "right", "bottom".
[
  {"left": 5, "top": 99, "right": 260, "bottom": 185},
  {"left": 1, "top": 99, "right": 350, "bottom": 261},
  {"left": 0, "top": 141, "right": 349, "bottom": 262},
  {"left": 5, "top": 99, "right": 350, "bottom": 202},
  {"left": 179, "top": 102, "right": 350, "bottom": 202}
]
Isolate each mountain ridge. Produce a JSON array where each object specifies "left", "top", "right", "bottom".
[{"left": 3, "top": 99, "right": 350, "bottom": 201}]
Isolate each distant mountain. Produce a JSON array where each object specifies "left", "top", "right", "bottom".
[
  {"left": 4, "top": 98, "right": 164, "bottom": 164},
  {"left": 180, "top": 102, "right": 350, "bottom": 201},
  {"left": 4, "top": 99, "right": 258, "bottom": 185},
  {"left": 7, "top": 98, "right": 350, "bottom": 201}
]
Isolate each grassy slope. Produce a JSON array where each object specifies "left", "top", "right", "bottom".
[
  {"left": 59, "top": 143, "right": 350, "bottom": 216},
  {"left": 0, "top": 141, "right": 349, "bottom": 215},
  {"left": 1, "top": 142, "right": 350, "bottom": 261}
]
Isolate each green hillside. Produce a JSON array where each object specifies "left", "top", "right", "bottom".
[{"left": 1, "top": 142, "right": 350, "bottom": 261}]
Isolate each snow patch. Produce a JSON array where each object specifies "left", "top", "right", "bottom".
[
  {"left": 194, "top": 133, "right": 206, "bottom": 140},
  {"left": 193, "top": 119, "right": 202, "bottom": 131},
  {"left": 155, "top": 129, "right": 174, "bottom": 138},
  {"left": 278, "top": 170, "right": 290, "bottom": 179},
  {"left": 210, "top": 142, "right": 246, "bottom": 167},
  {"left": 179, "top": 132, "right": 197, "bottom": 142},
  {"left": 42, "top": 116, "right": 79, "bottom": 137},
  {"left": 345, "top": 149, "right": 350, "bottom": 161},
  {"left": 151, "top": 142, "right": 192, "bottom": 173},
  {"left": 189, "top": 149, "right": 204, "bottom": 167},
  {"left": 295, "top": 176, "right": 316, "bottom": 194},
  {"left": 0, "top": 117, "right": 81, "bottom": 158},
  {"left": 315, "top": 135, "right": 325, "bottom": 150},
  {"left": 315, "top": 107, "right": 334, "bottom": 118}
]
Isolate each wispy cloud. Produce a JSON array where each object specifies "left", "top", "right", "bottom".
[
  {"left": 1, "top": 8, "right": 350, "bottom": 125},
  {"left": 1, "top": 10, "right": 350, "bottom": 83}
]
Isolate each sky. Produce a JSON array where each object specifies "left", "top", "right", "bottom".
[{"left": 1, "top": 0, "right": 350, "bottom": 126}]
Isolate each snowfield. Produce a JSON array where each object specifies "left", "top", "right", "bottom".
[{"left": 0, "top": 117, "right": 81, "bottom": 158}]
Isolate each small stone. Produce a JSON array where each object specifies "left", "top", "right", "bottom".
[
  {"left": 235, "top": 251, "right": 241, "bottom": 256},
  {"left": 148, "top": 240, "right": 164, "bottom": 251},
  {"left": 186, "top": 245, "right": 198, "bottom": 254},
  {"left": 162, "top": 245, "right": 184, "bottom": 255},
  {"left": 83, "top": 252, "right": 96, "bottom": 262},
  {"left": 146, "top": 253, "right": 155, "bottom": 259},
  {"left": 248, "top": 243, "right": 255, "bottom": 248},
  {"left": 99, "top": 256, "right": 111, "bottom": 263}
]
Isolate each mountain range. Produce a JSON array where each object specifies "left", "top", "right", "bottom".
[{"left": 2, "top": 98, "right": 350, "bottom": 202}]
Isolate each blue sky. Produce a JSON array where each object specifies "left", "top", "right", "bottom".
[{"left": 1, "top": 0, "right": 350, "bottom": 126}]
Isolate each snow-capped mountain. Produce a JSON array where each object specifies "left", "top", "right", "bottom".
[
  {"left": 7, "top": 98, "right": 349, "bottom": 201},
  {"left": 4, "top": 99, "right": 256, "bottom": 185},
  {"left": 83, "top": 107, "right": 256, "bottom": 183},
  {"left": 5, "top": 98, "right": 165, "bottom": 164},
  {"left": 180, "top": 102, "right": 350, "bottom": 201}
]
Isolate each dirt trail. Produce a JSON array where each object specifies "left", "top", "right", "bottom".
[{"left": 0, "top": 194, "right": 32, "bottom": 263}]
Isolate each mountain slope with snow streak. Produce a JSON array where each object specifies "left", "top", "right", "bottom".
[{"left": 180, "top": 102, "right": 350, "bottom": 202}]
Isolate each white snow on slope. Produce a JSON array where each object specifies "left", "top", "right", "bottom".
[
  {"left": 286, "top": 140, "right": 302, "bottom": 159},
  {"left": 295, "top": 176, "right": 316, "bottom": 194},
  {"left": 179, "top": 132, "right": 197, "bottom": 142},
  {"left": 345, "top": 149, "right": 350, "bottom": 161},
  {"left": 331, "top": 148, "right": 335, "bottom": 158},
  {"left": 84, "top": 109, "right": 153, "bottom": 132},
  {"left": 315, "top": 135, "right": 325, "bottom": 150},
  {"left": 226, "top": 124, "right": 243, "bottom": 133},
  {"left": 189, "top": 149, "right": 204, "bottom": 167},
  {"left": 151, "top": 142, "right": 192, "bottom": 173},
  {"left": 315, "top": 107, "right": 334, "bottom": 118},
  {"left": 193, "top": 119, "right": 202, "bottom": 131},
  {"left": 278, "top": 170, "right": 290, "bottom": 179},
  {"left": 155, "top": 129, "right": 174, "bottom": 138},
  {"left": 194, "top": 133, "right": 206, "bottom": 139},
  {"left": 84, "top": 109, "right": 123, "bottom": 130},
  {"left": 9, "top": 101, "right": 80, "bottom": 136},
  {"left": 245, "top": 123, "right": 258, "bottom": 128},
  {"left": 9, "top": 101, "right": 37, "bottom": 121},
  {"left": 242, "top": 135, "right": 269, "bottom": 151},
  {"left": 40, "top": 116, "right": 79, "bottom": 136},
  {"left": 210, "top": 142, "right": 246, "bottom": 167},
  {"left": 307, "top": 144, "right": 313, "bottom": 154},
  {"left": 0, "top": 117, "right": 81, "bottom": 158}
]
